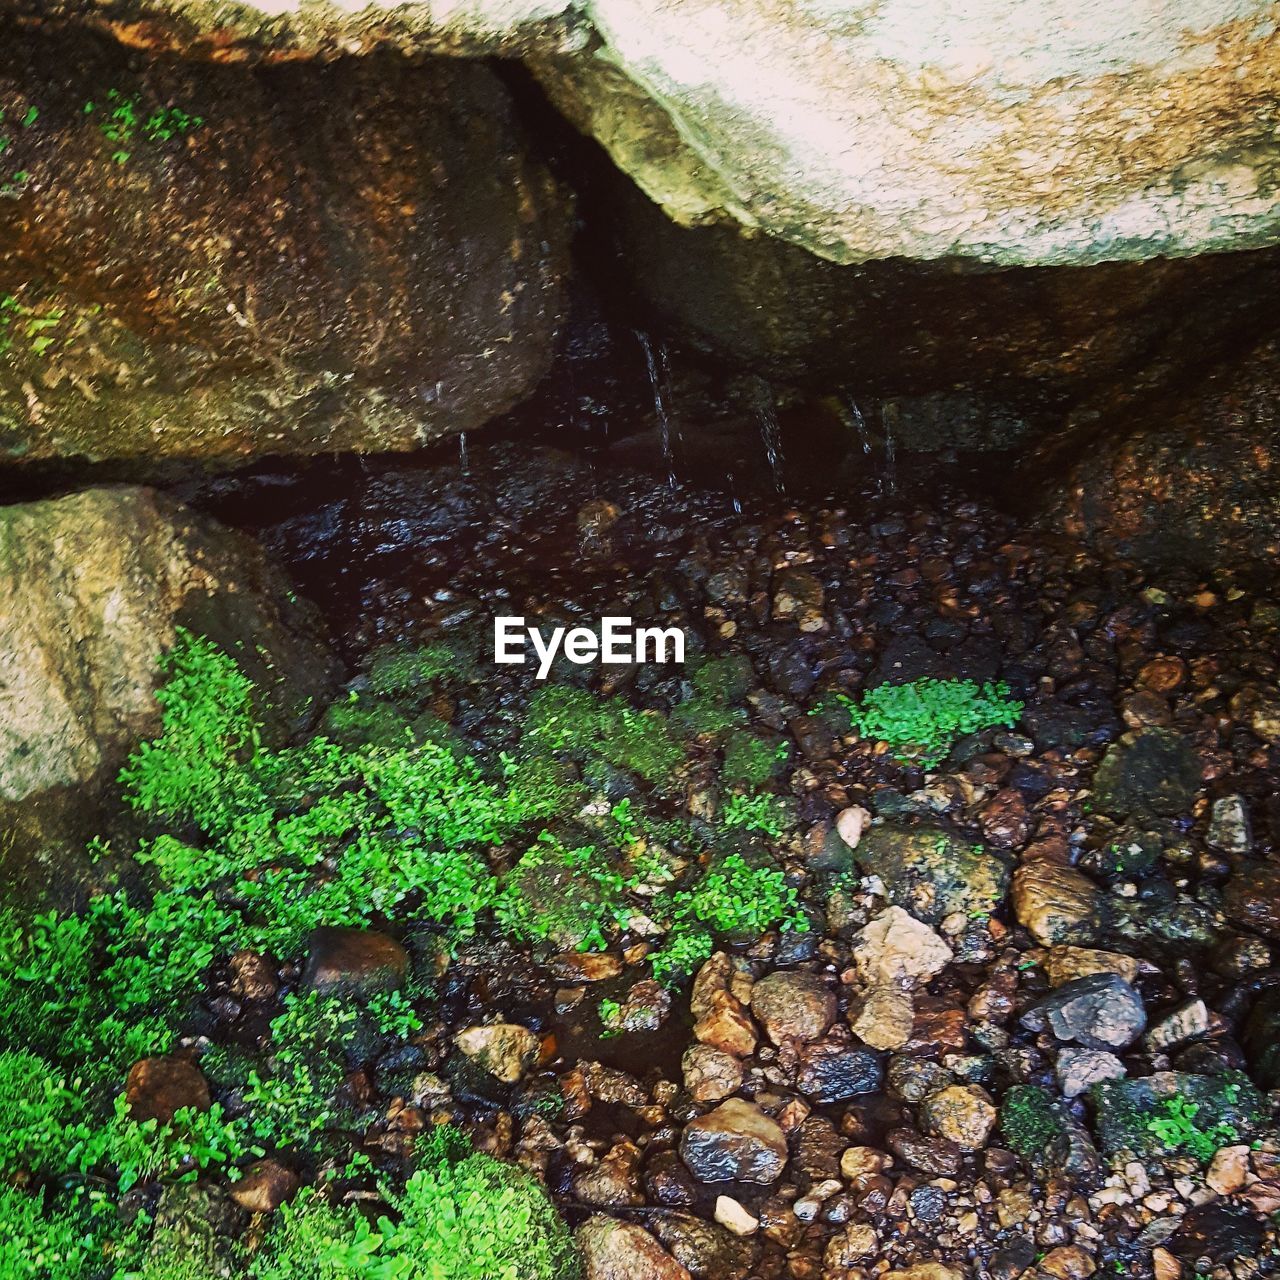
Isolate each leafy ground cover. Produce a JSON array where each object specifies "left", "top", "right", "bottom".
[{"left": 1, "top": 630, "right": 807, "bottom": 1276}]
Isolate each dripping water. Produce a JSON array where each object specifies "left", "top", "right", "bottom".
[
  {"left": 752, "top": 382, "right": 785, "bottom": 494},
  {"left": 458, "top": 432, "right": 469, "bottom": 474},
  {"left": 881, "top": 402, "right": 898, "bottom": 496},
  {"left": 637, "top": 329, "right": 678, "bottom": 488}
]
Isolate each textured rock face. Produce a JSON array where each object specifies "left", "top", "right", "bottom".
[
  {"left": 31, "top": 0, "right": 1279, "bottom": 268},
  {"left": 535, "top": 0, "right": 1280, "bottom": 268},
  {"left": 1046, "top": 337, "right": 1280, "bottom": 570},
  {"left": 0, "top": 486, "right": 337, "bottom": 902},
  {"left": 0, "top": 23, "right": 571, "bottom": 463}
]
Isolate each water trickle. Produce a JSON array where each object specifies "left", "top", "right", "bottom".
[
  {"left": 637, "top": 329, "right": 678, "bottom": 488},
  {"left": 458, "top": 431, "right": 469, "bottom": 474},
  {"left": 881, "top": 402, "right": 898, "bottom": 496},
  {"left": 753, "top": 382, "right": 786, "bottom": 493}
]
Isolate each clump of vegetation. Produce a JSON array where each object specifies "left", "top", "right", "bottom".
[
  {"left": 650, "top": 853, "right": 807, "bottom": 987},
  {"left": 722, "top": 792, "right": 791, "bottom": 838},
  {"left": 84, "top": 89, "right": 203, "bottom": 165},
  {"left": 252, "top": 1149, "right": 580, "bottom": 1280},
  {"left": 722, "top": 730, "right": 790, "bottom": 788},
  {"left": 1000, "top": 1084, "right": 1065, "bottom": 1162},
  {"left": 838, "top": 678, "right": 1023, "bottom": 767}
]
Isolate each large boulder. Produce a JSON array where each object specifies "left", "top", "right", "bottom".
[
  {"left": 0, "top": 20, "right": 571, "bottom": 464},
  {"left": 0, "top": 486, "right": 338, "bottom": 904},
  {"left": 1044, "top": 337, "right": 1280, "bottom": 570},
  {"left": 534, "top": 0, "right": 1279, "bottom": 269}
]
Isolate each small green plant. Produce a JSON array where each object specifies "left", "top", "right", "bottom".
[
  {"left": 0, "top": 103, "right": 37, "bottom": 197},
  {"left": 722, "top": 792, "right": 790, "bottom": 838},
  {"left": 597, "top": 998, "right": 623, "bottom": 1038},
  {"left": 367, "top": 988, "right": 424, "bottom": 1040},
  {"left": 83, "top": 89, "right": 203, "bottom": 164},
  {"left": 649, "top": 853, "right": 806, "bottom": 987},
  {"left": 839, "top": 678, "right": 1023, "bottom": 767},
  {"left": 244, "top": 992, "right": 356, "bottom": 1150},
  {"left": 670, "top": 655, "right": 751, "bottom": 738},
  {"left": 1146, "top": 1093, "right": 1241, "bottom": 1163}
]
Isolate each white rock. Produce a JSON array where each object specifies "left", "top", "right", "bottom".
[{"left": 714, "top": 1195, "right": 758, "bottom": 1236}]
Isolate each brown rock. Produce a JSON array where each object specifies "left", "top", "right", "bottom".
[
  {"left": 549, "top": 952, "right": 624, "bottom": 982},
  {"left": 0, "top": 34, "right": 571, "bottom": 466},
  {"left": 826, "top": 1223, "right": 879, "bottom": 1268},
  {"left": 750, "top": 970, "right": 836, "bottom": 1045},
  {"left": 229, "top": 950, "right": 278, "bottom": 1002},
  {"left": 979, "top": 790, "right": 1030, "bottom": 850},
  {"left": 1012, "top": 863, "right": 1106, "bottom": 946},
  {"left": 920, "top": 1085, "right": 998, "bottom": 1151},
  {"left": 577, "top": 1216, "right": 691, "bottom": 1280},
  {"left": 125, "top": 1056, "right": 210, "bottom": 1126},
  {"left": 301, "top": 927, "right": 408, "bottom": 996},
  {"left": 694, "top": 990, "right": 758, "bottom": 1059},
  {"left": 1137, "top": 657, "right": 1187, "bottom": 693},
  {"left": 1038, "top": 1245, "right": 1096, "bottom": 1280},
  {"left": 229, "top": 1160, "right": 300, "bottom": 1214},
  {"left": 573, "top": 1140, "right": 645, "bottom": 1208},
  {"left": 851, "top": 984, "right": 916, "bottom": 1051},
  {"left": 886, "top": 1127, "right": 963, "bottom": 1176},
  {"left": 854, "top": 907, "right": 953, "bottom": 985},
  {"left": 1224, "top": 861, "right": 1280, "bottom": 938},
  {"left": 454, "top": 1023, "right": 539, "bottom": 1084},
  {"left": 683, "top": 1044, "right": 745, "bottom": 1103},
  {"left": 885, "top": 1264, "right": 968, "bottom": 1280},
  {"left": 1043, "top": 946, "right": 1141, "bottom": 987}
]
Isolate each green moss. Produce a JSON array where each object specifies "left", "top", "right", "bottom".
[
  {"left": 1000, "top": 1085, "right": 1065, "bottom": 1161},
  {"left": 670, "top": 655, "right": 751, "bottom": 738},
  {"left": 1092, "top": 1072, "right": 1265, "bottom": 1163},
  {"left": 838, "top": 678, "right": 1023, "bottom": 767},
  {"left": 722, "top": 729, "right": 790, "bottom": 788}
]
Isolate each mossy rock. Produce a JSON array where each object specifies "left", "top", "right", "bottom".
[
  {"left": 1091, "top": 729, "right": 1202, "bottom": 821},
  {"left": 1091, "top": 1071, "right": 1266, "bottom": 1163},
  {"left": 855, "top": 822, "right": 1010, "bottom": 926}
]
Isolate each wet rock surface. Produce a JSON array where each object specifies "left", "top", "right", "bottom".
[
  {"left": 0, "top": 21, "right": 570, "bottom": 464},
  {"left": 0, "top": 485, "right": 336, "bottom": 906}
]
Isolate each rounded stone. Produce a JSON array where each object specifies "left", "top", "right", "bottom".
[
  {"left": 749, "top": 970, "right": 837, "bottom": 1045},
  {"left": 680, "top": 1097, "right": 789, "bottom": 1185}
]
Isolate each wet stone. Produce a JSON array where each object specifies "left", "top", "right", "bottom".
[
  {"left": 1025, "top": 973, "right": 1146, "bottom": 1051},
  {"left": 887, "top": 1127, "right": 963, "bottom": 1176},
  {"left": 649, "top": 1211, "right": 756, "bottom": 1279},
  {"left": 646, "top": 1150, "right": 698, "bottom": 1207},
  {"left": 577, "top": 1216, "right": 692, "bottom": 1280},
  {"left": 1091, "top": 729, "right": 1201, "bottom": 820},
  {"left": 1207, "top": 795, "right": 1252, "bottom": 854},
  {"left": 919, "top": 1084, "right": 998, "bottom": 1150},
  {"left": 796, "top": 1041, "right": 884, "bottom": 1102},
  {"left": 749, "top": 970, "right": 837, "bottom": 1044},
  {"left": 682, "top": 1044, "right": 744, "bottom": 1104},
  {"left": 125, "top": 1056, "right": 211, "bottom": 1126},
  {"left": 1055, "top": 1047, "right": 1126, "bottom": 1099},
  {"left": 229, "top": 1160, "right": 300, "bottom": 1214},
  {"left": 301, "top": 926, "right": 408, "bottom": 997},
  {"left": 680, "top": 1097, "right": 789, "bottom": 1184},
  {"left": 573, "top": 1140, "right": 645, "bottom": 1207},
  {"left": 454, "top": 1023, "right": 539, "bottom": 1084}
]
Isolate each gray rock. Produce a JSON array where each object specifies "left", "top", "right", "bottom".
[
  {"left": 1055, "top": 1047, "right": 1126, "bottom": 1099},
  {"left": 1092, "top": 729, "right": 1201, "bottom": 820},
  {"left": 1145, "top": 999, "right": 1211, "bottom": 1052},
  {"left": 796, "top": 1042, "right": 884, "bottom": 1102},
  {"left": 1026, "top": 973, "right": 1146, "bottom": 1051},
  {"left": 1208, "top": 796, "right": 1252, "bottom": 855},
  {"left": 0, "top": 488, "right": 337, "bottom": 911},
  {"left": 680, "top": 1098, "right": 788, "bottom": 1184}
]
